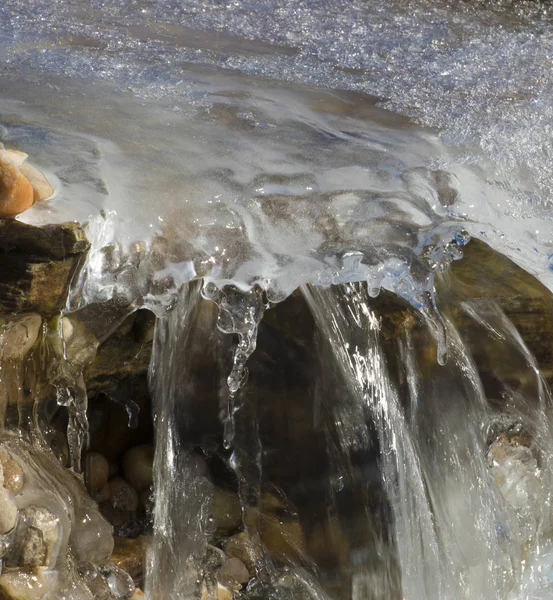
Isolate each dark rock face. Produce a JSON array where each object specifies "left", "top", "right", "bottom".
[{"left": 0, "top": 220, "right": 89, "bottom": 315}]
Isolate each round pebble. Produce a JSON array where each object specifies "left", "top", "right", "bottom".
[
  {"left": 218, "top": 557, "right": 250, "bottom": 587},
  {"left": 85, "top": 452, "right": 110, "bottom": 495},
  {"left": 108, "top": 477, "right": 139, "bottom": 512},
  {"left": 0, "top": 488, "right": 17, "bottom": 534},
  {"left": 122, "top": 445, "right": 154, "bottom": 492},
  {"left": 0, "top": 150, "right": 34, "bottom": 217}
]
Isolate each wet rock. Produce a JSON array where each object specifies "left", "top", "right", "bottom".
[
  {"left": 130, "top": 590, "right": 145, "bottom": 600},
  {"left": 122, "top": 445, "right": 154, "bottom": 492},
  {"left": 19, "top": 161, "right": 54, "bottom": 203},
  {"left": 108, "top": 478, "right": 139, "bottom": 512},
  {"left": 109, "top": 536, "right": 146, "bottom": 581},
  {"left": 14, "top": 506, "right": 60, "bottom": 568},
  {"left": 223, "top": 532, "right": 260, "bottom": 576},
  {"left": 201, "top": 582, "right": 233, "bottom": 600},
  {"left": 0, "top": 149, "right": 34, "bottom": 218},
  {"left": 0, "top": 220, "right": 89, "bottom": 315},
  {"left": 0, "top": 450, "right": 24, "bottom": 495},
  {"left": 218, "top": 557, "right": 250, "bottom": 588},
  {"left": 0, "top": 569, "right": 55, "bottom": 600},
  {"left": 79, "top": 562, "right": 112, "bottom": 600},
  {"left": 0, "top": 488, "right": 17, "bottom": 534},
  {"left": 84, "top": 452, "right": 110, "bottom": 495}
]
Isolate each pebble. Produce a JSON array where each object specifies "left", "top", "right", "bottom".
[
  {"left": 122, "top": 445, "right": 154, "bottom": 492},
  {"left": 0, "top": 488, "right": 17, "bottom": 534},
  {"left": 84, "top": 452, "right": 110, "bottom": 495},
  {"left": 15, "top": 506, "right": 60, "bottom": 568},
  {"left": 0, "top": 150, "right": 34, "bottom": 218},
  {"left": 211, "top": 488, "right": 242, "bottom": 534},
  {"left": 0, "top": 450, "right": 24, "bottom": 496},
  {"left": 108, "top": 477, "right": 139, "bottom": 512},
  {"left": 218, "top": 557, "right": 250, "bottom": 588},
  {"left": 201, "top": 582, "right": 233, "bottom": 600},
  {"left": 223, "top": 532, "right": 260, "bottom": 576}
]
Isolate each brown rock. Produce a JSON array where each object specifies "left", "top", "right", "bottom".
[
  {"left": 109, "top": 536, "right": 146, "bottom": 581},
  {"left": 0, "top": 450, "right": 24, "bottom": 495},
  {"left": 0, "top": 151, "right": 34, "bottom": 218},
  {"left": 108, "top": 477, "right": 139, "bottom": 512},
  {"left": 122, "top": 444, "right": 154, "bottom": 492},
  {"left": 218, "top": 557, "right": 250, "bottom": 587},
  {"left": 223, "top": 532, "right": 260, "bottom": 576},
  {"left": 84, "top": 452, "right": 110, "bottom": 495}
]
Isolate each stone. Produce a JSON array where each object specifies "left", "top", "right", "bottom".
[
  {"left": 0, "top": 150, "right": 34, "bottom": 218},
  {"left": 15, "top": 506, "right": 60, "bottom": 568},
  {"left": 109, "top": 536, "right": 146, "bottom": 581},
  {"left": 0, "top": 450, "right": 24, "bottom": 495},
  {"left": 0, "top": 220, "right": 89, "bottom": 315},
  {"left": 0, "top": 569, "right": 55, "bottom": 600},
  {"left": 201, "top": 583, "right": 233, "bottom": 600},
  {"left": 84, "top": 452, "right": 110, "bottom": 495},
  {"left": 108, "top": 477, "right": 139, "bottom": 512},
  {"left": 0, "top": 488, "right": 17, "bottom": 534},
  {"left": 122, "top": 444, "right": 154, "bottom": 492},
  {"left": 223, "top": 532, "right": 260, "bottom": 576},
  {"left": 19, "top": 162, "right": 54, "bottom": 202},
  {"left": 131, "top": 590, "right": 145, "bottom": 600},
  {"left": 218, "top": 557, "right": 250, "bottom": 588},
  {"left": 98, "top": 563, "right": 135, "bottom": 599}
]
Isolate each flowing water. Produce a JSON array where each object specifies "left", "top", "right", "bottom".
[{"left": 1, "top": 0, "right": 553, "bottom": 598}]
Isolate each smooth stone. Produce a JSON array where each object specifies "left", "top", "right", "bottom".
[
  {"left": 218, "top": 557, "right": 250, "bottom": 587},
  {"left": 108, "top": 477, "right": 139, "bottom": 512},
  {"left": 122, "top": 445, "right": 154, "bottom": 492},
  {"left": 16, "top": 506, "right": 60, "bottom": 568},
  {"left": 0, "top": 488, "right": 17, "bottom": 534},
  {"left": 0, "top": 570, "right": 55, "bottom": 600},
  {"left": 78, "top": 562, "right": 111, "bottom": 600},
  {"left": 223, "top": 532, "right": 260, "bottom": 576},
  {"left": 201, "top": 583, "right": 233, "bottom": 600},
  {"left": 0, "top": 151, "right": 34, "bottom": 218},
  {"left": 99, "top": 563, "right": 135, "bottom": 599},
  {"left": 0, "top": 450, "right": 24, "bottom": 496},
  {"left": 131, "top": 590, "right": 145, "bottom": 599},
  {"left": 84, "top": 452, "right": 110, "bottom": 495}
]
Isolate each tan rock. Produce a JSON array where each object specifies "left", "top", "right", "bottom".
[
  {"left": 218, "top": 557, "right": 250, "bottom": 588},
  {"left": 0, "top": 151, "right": 34, "bottom": 218},
  {"left": 0, "top": 450, "right": 24, "bottom": 495},
  {"left": 0, "top": 569, "right": 55, "bottom": 600},
  {"left": 223, "top": 532, "right": 260, "bottom": 576},
  {"left": 16, "top": 506, "right": 60, "bottom": 568},
  {"left": 0, "top": 488, "right": 17, "bottom": 534},
  {"left": 201, "top": 582, "right": 233, "bottom": 600},
  {"left": 122, "top": 444, "right": 154, "bottom": 492},
  {"left": 0, "top": 314, "right": 42, "bottom": 361},
  {"left": 84, "top": 452, "right": 110, "bottom": 495},
  {"left": 109, "top": 536, "right": 145, "bottom": 581},
  {"left": 108, "top": 477, "right": 139, "bottom": 512}
]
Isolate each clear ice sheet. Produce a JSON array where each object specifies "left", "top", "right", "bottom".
[{"left": 0, "top": 0, "right": 552, "bottom": 306}]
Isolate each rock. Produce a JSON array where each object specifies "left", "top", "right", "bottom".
[
  {"left": 122, "top": 445, "right": 154, "bottom": 492},
  {"left": 109, "top": 536, "right": 146, "bottom": 581},
  {"left": 0, "top": 220, "right": 90, "bottom": 315},
  {"left": 131, "top": 590, "right": 145, "bottom": 600},
  {"left": 108, "top": 477, "right": 139, "bottom": 512},
  {"left": 0, "top": 488, "right": 17, "bottom": 534},
  {"left": 0, "top": 450, "right": 24, "bottom": 495},
  {"left": 0, "top": 569, "right": 55, "bottom": 600},
  {"left": 78, "top": 562, "right": 112, "bottom": 600},
  {"left": 15, "top": 506, "right": 60, "bottom": 568},
  {"left": 218, "top": 557, "right": 250, "bottom": 588},
  {"left": 223, "top": 532, "right": 260, "bottom": 576},
  {"left": 201, "top": 582, "right": 233, "bottom": 600},
  {"left": 0, "top": 150, "right": 34, "bottom": 218},
  {"left": 84, "top": 452, "right": 110, "bottom": 495}
]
